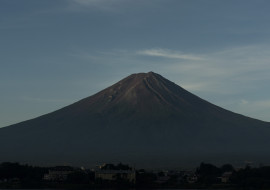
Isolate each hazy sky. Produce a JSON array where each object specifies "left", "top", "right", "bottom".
[{"left": 1, "top": 0, "right": 270, "bottom": 127}]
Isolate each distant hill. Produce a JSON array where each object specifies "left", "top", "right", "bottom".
[{"left": 1, "top": 72, "right": 270, "bottom": 168}]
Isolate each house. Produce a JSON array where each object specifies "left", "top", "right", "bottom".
[
  {"left": 221, "top": 172, "right": 233, "bottom": 183},
  {"left": 155, "top": 176, "right": 170, "bottom": 184},
  {"left": 43, "top": 166, "right": 74, "bottom": 181},
  {"left": 95, "top": 163, "right": 136, "bottom": 184},
  {"left": 187, "top": 174, "right": 198, "bottom": 183}
]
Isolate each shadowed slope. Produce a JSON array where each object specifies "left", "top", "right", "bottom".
[{"left": 1, "top": 72, "right": 270, "bottom": 168}]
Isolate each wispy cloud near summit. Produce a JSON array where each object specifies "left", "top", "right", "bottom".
[{"left": 137, "top": 49, "right": 204, "bottom": 61}]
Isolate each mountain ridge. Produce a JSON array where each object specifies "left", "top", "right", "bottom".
[{"left": 1, "top": 72, "right": 270, "bottom": 168}]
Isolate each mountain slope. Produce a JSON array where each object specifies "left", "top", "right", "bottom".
[{"left": 1, "top": 72, "right": 270, "bottom": 168}]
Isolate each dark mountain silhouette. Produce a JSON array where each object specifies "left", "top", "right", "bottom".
[{"left": 1, "top": 72, "right": 270, "bottom": 168}]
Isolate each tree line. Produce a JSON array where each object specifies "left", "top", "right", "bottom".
[{"left": 1, "top": 161, "right": 270, "bottom": 189}]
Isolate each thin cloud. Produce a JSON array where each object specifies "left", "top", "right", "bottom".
[
  {"left": 70, "top": 0, "right": 112, "bottom": 6},
  {"left": 167, "top": 44, "right": 270, "bottom": 81},
  {"left": 233, "top": 99, "right": 270, "bottom": 122},
  {"left": 137, "top": 49, "right": 205, "bottom": 61},
  {"left": 181, "top": 82, "right": 213, "bottom": 92},
  {"left": 21, "top": 97, "right": 71, "bottom": 103},
  {"left": 240, "top": 99, "right": 270, "bottom": 108},
  {"left": 67, "top": 0, "right": 125, "bottom": 11},
  {"left": 71, "top": 0, "right": 101, "bottom": 5}
]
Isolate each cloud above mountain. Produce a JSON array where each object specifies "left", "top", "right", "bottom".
[{"left": 137, "top": 49, "right": 204, "bottom": 61}]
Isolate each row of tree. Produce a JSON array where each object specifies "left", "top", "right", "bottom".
[
  {"left": 196, "top": 162, "right": 270, "bottom": 189},
  {"left": 1, "top": 162, "right": 270, "bottom": 189}
]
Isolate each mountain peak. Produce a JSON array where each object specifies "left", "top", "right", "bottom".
[
  {"left": 144, "top": 71, "right": 157, "bottom": 77},
  {"left": 124, "top": 71, "right": 159, "bottom": 82},
  {"left": 80, "top": 71, "right": 208, "bottom": 119},
  {"left": 1, "top": 72, "right": 270, "bottom": 168}
]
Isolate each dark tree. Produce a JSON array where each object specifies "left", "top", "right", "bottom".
[{"left": 196, "top": 162, "right": 221, "bottom": 185}]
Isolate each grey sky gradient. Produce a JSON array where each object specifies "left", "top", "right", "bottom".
[{"left": 1, "top": 0, "right": 270, "bottom": 127}]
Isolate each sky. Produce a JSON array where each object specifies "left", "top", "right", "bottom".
[{"left": 1, "top": 0, "right": 270, "bottom": 127}]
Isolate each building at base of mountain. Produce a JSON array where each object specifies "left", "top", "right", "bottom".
[
  {"left": 95, "top": 163, "right": 136, "bottom": 184},
  {"left": 43, "top": 166, "right": 74, "bottom": 181}
]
